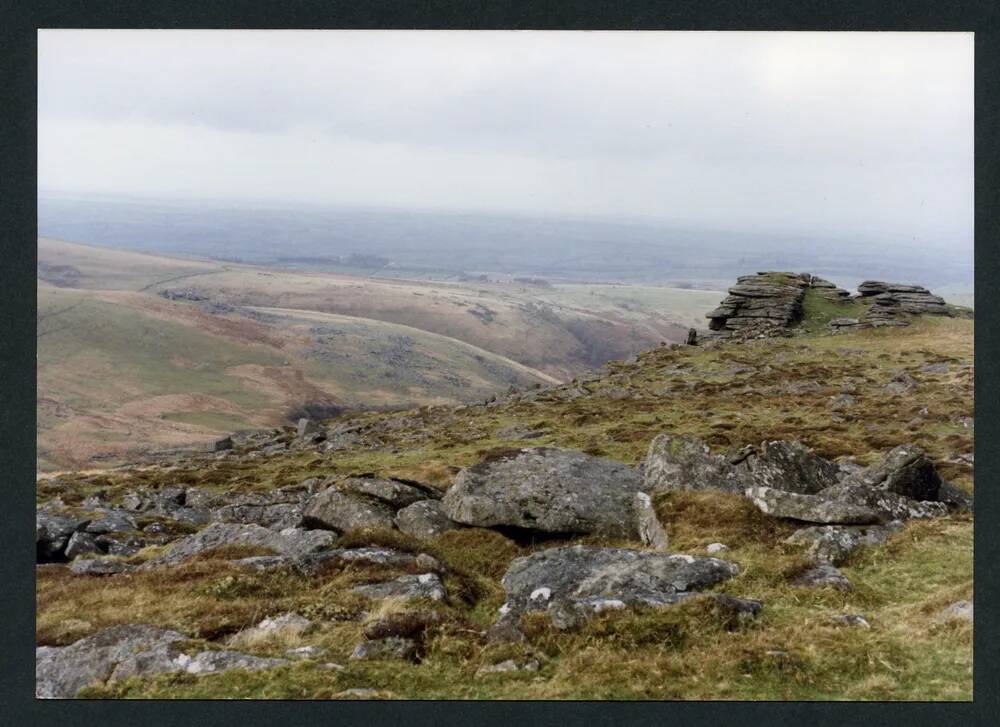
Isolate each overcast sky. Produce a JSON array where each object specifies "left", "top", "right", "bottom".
[{"left": 38, "top": 30, "right": 972, "bottom": 249}]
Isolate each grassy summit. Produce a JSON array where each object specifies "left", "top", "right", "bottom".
[{"left": 37, "top": 304, "right": 973, "bottom": 700}]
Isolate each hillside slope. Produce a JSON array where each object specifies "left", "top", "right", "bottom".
[{"left": 36, "top": 300, "right": 973, "bottom": 700}]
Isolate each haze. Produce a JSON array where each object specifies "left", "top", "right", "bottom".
[{"left": 38, "top": 30, "right": 972, "bottom": 265}]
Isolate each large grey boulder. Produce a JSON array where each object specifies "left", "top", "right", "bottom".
[
  {"left": 149, "top": 523, "right": 335, "bottom": 566},
  {"left": 500, "top": 545, "right": 740, "bottom": 627},
  {"left": 394, "top": 500, "right": 459, "bottom": 538},
  {"left": 442, "top": 448, "right": 645, "bottom": 537},
  {"left": 785, "top": 522, "right": 902, "bottom": 565},
  {"left": 734, "top": 440, "right": 840, "bottom": 494},
  {"left": 744, "top": 486, "right": 881, "bottom": 524},
  {"left": 300, "top": 488, "right": 396, "bottom": 533},
  {"left": 643, "top": 434, "right": 743, "bottom": 493}
]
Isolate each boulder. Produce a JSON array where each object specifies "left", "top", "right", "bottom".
[
  {"left": 64, "top": 531, "right": 102, "bottom": 560},
  {"left": 475, "top": 659, "right": 540, "bottom": 678},
  {"left": 300, "top": 488, "right": 396, "bottom": 533},
  {"left": 349, "top": 637, "right": 418, "bottom": 661},
  {"left": 634, "top": 492, "right": 669, "bottom": 550},
  {"left": 442, "top": 448, "right": 645, "bottom": 537},
  {"left": 815, "top": 483, "right": 947, "bottom": 521},
  {"left": 394, "top": 499, "right": 460, "bottom": 538},
  {"left": 352, "top": 573, "right": 446, "bottom": 602},
  {"left": 83, "top": 509, "right": 138, "bottom": 535},
  {"left": 842, "top": 444, "right": 942, "bottom": 501},
  {"left": 499, "top": 545, "right": 740, "bottom": 626},
  {"left": 643, "top": 434, "right": 743, "bottom": 493},
  {"left": 149, "top": 523, "right": 335, "bottom": 566},
  {"left": 37, "top": 511, "right": 89, "bottom": 562},
  {"left": 733, "top": 440, "right": 841, "bottom": 495},
  {"left": 69, "top": 558, "right": 136, "bottom": 576},
  {"left": 297, "top": 418, "right": 320, "bottom": 438},
  {"left": 172, "top": 650, "right": 288, "bottom": 675},
  {"left": 339, "top": 475, "right": 439, "bottom": 509},
  {"left": 939, "top": 600, "right": 973, "bottom": 622},
  {"left": 791, "top": 564, "right": 852, "bottom": 590},
  {"left": 36, "top": 624, "right": 186, "bottom": 698},
  {"left": 211, "top": 502, "right": 305, "bottom": 530},
  {"left": 785, "top": 522, "right": 901, "bottom": 565},
  {"left": 744, "top": 486, "right": 881, "bottom": 524}
]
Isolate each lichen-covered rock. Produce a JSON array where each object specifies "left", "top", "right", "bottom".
[
  {"left": 734, "top": 440, "right": 841, "bottom": 494},
  {"left": 816, "top": 483, "right": 947, "bottom": 521},
  {"left": 352, "top": 573, "right": 446, "bottom": 602},
  {"left": 300, "top": 488, "right": 396, "bottom": 533},
  {"left": 339, "top": 475, "right": 439, "bottom": 509},
  {"left": 149, "top": 523, "right": 335, "bottom": 566},
  {"left": 634, "top": 492, "right": 669, "bottom": 550},
  {"left": 172, "top": 650, "right": 288, "bottom": 675},
  {"left": 442, "top": 448, "right": 645, "bottom": 537},
  {"left": 500, "top": 545, "right": 740, "bottom": 625},
  {"left": 69, "top": 558, "right": 136, "bottom": 576},
  {"left": 785, "top": 522, "right": 901, "bottom": 565},
  {"left": 394, "top": 499, "right": 459, "bottom": 538},
  {"left": 64, "top": 531, "right": 102, "bottom": 560},
  {"left": 744, "top": 486, "right": 881, "bottom": 524},
  {"left": 792, "top": 564, "right": 852, "bottom": 590},
  {"left": 37, "top": 511, "right": 90, "bottom": 562},
  {"left": 643, "top": 434, "right": 744, "bottom": 493},
  {"left": 349, "top": 637, "right": 418, "bottom": 661},
  {"left": 842, "top": 444, "right": 942, "bottom": 501}
]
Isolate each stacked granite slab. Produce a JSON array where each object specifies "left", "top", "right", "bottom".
[
  {"left": 809, "top": 277, "right": 852, "bottom": 301},
  {"left": 706, "top": 272, "right": 811, "bottom": 336},
  {"left": 857, "top": 282, "right": 952, "bottom": 326}
]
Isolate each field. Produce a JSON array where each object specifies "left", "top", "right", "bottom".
[
  {"left": 38, "top": 238, "right": 719, "bottom": 470},
  {"left": 36, "top": 314, "right": 974, "bottom": 700}
]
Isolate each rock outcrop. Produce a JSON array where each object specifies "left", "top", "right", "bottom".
[
  {"left": 705, "top": 272, "right": 811, "bottom": 335},
  {"left": 441, "top": 448, "right": 646, "bottom": 537},
  {"left": 857, "top": 282, "right": 952, "bottom": 325}
]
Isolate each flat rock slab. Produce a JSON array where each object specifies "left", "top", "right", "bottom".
[
  {"left": 816, "top": 483, "right": 947, "bottom": 521},
  {"left": 745, "top": 486, "right": 881, "bottom": 524},
  {"left": 442, "top": 448, "right": 645, "bottom": 537},
  {"left": 352, "top": 573, "right": 446, "bottom": 602},
  {"left": 785, "top": 522, "right": 902, "bottom": 565},
  {"left": 148, "top": 523, "right": 336, "bottom": 567},
  {"left": 500, "top": 545, "right": 740, "bottom": 620},
  {"left": 231, "top": 546, "right": 420, "bottom": 575}
]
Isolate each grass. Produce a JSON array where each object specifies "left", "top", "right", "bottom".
[{"left": 37, "top": 309, "right": 973, "bottom": 700}]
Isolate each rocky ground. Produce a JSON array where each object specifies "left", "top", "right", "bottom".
[{"left": 35, "top": 272, "right": 974, "bottom": 700}]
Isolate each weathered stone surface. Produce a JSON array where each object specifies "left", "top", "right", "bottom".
[
  {"left": 297, "top": 418, "right": 320, "bottom": 438},
  {"left": 733, "top": 440, "right": 841, "bottom": 495},
  {"left": 36, "top": 624, "right": 186, "bottom": 698},
  {"left": 500, "top": 546, "right": 740, "bottom": 624},
  {"left": 64, "top": 531, "right": 102, "bottom": 560},
  {"left": 634, "top": 492, "right": 669, "bottom": 550},
  {"left": 69, "top": 558, "right": 136, "bottom": 576},
  {"left": 745, "top": 486, "right": 881, "bottom": 524},
  {"left": 173, "top": 650, "right": 288, "bottom": 675},
  {"left": 352, "top": 573, "right": 446, "bottom": 602},
  {"left": 231, "top": 546, "right": 419, "bottom": 575},
  {"left": 644, "top": 433, "right": 744, "bottom": 493},
  {"left": 211, "top": 502, "right": 305, "bottom": 530},
  {"left": 842, "top": 444, "right": 942, "bottom": 501},
  {"left": 831, "top": 614, "right": 871, "bottom": 629},
  {"left": 300, "top": 488, "right": 396, "bottom": 533},
  {"left": 150, "top": 523, "right": 335, "bottom": 566},
  {"left": 37, "top": 511, "right": 90, "bottom": 562},
  {"left": 442, "top": 448, "right": 645, "bottom": 537},
  {"left": 394, "top": 499, "right": 459, "bottom": 538},
  {"left": 815, "top": 483, "right": 947, "bottom": 521},
  {"left": 349, "top": 637, "right": 418, "bottom": 661},
  {"left": 83, "top": 509, "right": 138, "bottom": 535},
  {"left": 475, "top": 658, "right": 539, "bottom": 678},
  {"left": 792, "top": 564, "right": 852, "bottom": 590},
  {"left": 339, "top": 475, "right": 438, "bottom": 509},
  {"left": 940, "top": 600, "right": 973, "bottom": 622},
  {"left": 937, "top": 481, "right": 974, "bottom": 512},
  {"left": 785, "top": 522, "right": 901, "bottom": 565}
]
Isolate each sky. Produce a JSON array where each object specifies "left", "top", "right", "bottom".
[{"left": 38, "top": 30, "right": 973, "bottom": 249}]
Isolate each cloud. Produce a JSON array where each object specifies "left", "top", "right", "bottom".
[{"left": 38, "top": 30, "right": 973, "bottom": 248}]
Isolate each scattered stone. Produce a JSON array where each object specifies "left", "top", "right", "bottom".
[
  {"left": 442, "top": 448, "right": 645, "bottom": 537},
  {"left": 936, "top": 481, "right": 974, "bottom": 512},
  {"left": 394, "top": 499, "right": 460, "bottom": 538},
  {"left": 475, "top": 659, "right": 540, "bottom": 678},
  {"left": 352, "top": 573, "right": 446, "bottom": 602},
  {"left": 251, "top": 612, "right": 312, "bottom": 634},
  {"left": 285, "top": 646, "right": 326, "bottom": 659},
  {"left": 334, "top": 688, "right": 389, "bottom": 699},
  {"left": 64, "top": 531, "right": 102, "bottom": 560},
  {"left": 349, "top": 637, "right": 418, "bottom": 661},
  {"left": 792, "top": 564, "right": 852, "bottom": 590},
  {"left": 744, "top": 486, "right": 881, "bottom": 525},
  {"left": 706, "top": 543, "right": 728, "bottom": 554},
  {"left": 83, "top": 509, "right": 139, "bottom": 535},
  {"left": 69, "top": 558, "right": 136, "bottom": 576},
  {"left": 831, "top": 614, "right": 871, "bottom": 629},
  {"left": 634, "top": 492, "right": 669, "bottom": 550},
  {"left": 173, "top": 650, "right": 288, "bottom": 675},
  {"left": 939, "top": 600, "right": 973, "bottom": 622}
]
